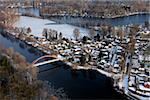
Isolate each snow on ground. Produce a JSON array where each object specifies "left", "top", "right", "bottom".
[
  {"left": 132, "top": 59, "right": 140, "bottom": 68},
  {"left": 14, "top": 16, "right": 89, "bottom": 39},
  {"left": 123, "top": 75, "right": 129, "bottom": 94},
  {"left": 93, "top": 68, "right": 112, "bottom": 77},
  {"left": 128, "top": 90, "right": 150, "bottom": 100}
]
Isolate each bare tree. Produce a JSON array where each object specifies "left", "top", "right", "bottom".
[
  {"left": 111, "top": 27, "right": 116, "bottom": 37},
  {"left": 130, "top": 25, "right": 140, "bottom": 36},
  {"left": 59, "top": 32, "right": 62, "bottom": 40},
  {"left": 145, "top": 21, "right": 149, "bottom": 29},
  {"left": 101, "top": 25, "right": 108, "bottom": 39},
  {"left": 42, "top": 28, "right": 48, "bottom": 39},
  {"left": 128, "top": 36, "right": 136, "bottom": 55},
  {"left": 73, "top": 28, "right": 80, "bottom": 40},
  {"left": 120, "top": 56, "right": 125, "bottom": 73},
  {"left": 117, "top": 28, "right": 124, "bottom": 40},
  {"left": 27, "top": 27, "right": 32, "bottom": 34},
  {"left": 89, "top": 28, "right": 96, "bottom": 39}
]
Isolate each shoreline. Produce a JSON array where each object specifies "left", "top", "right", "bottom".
[
  {"left": 18, "top": 12, "right": 150, "bottom": 33},
  {"left": 1, "top": 16, "right": 149, "bottom": 99},
  {"left": 3, "top": 28, "right": 150, "bottom": 100},
  {"left": 41, "top": 11, "right": 150, "bottom": 19},
  {"left": 0, "top": 30, "right": 131, "bottom": 99},
  {"left": 103, "top": 12, "right": 150, "bottom": 19},
  {"left": 21, "top": 11, "right": 150, "bottom": 22}
]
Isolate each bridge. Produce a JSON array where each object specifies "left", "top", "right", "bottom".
[
  {"left": 32, "top": 54, "right": 64, "bottom": 67},
  {"left": 31, "top": 54, "right": 122, "bottom": 80}
]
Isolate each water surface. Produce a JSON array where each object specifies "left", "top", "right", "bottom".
[{"left": 0, "top": 34, "right": 125, "bottom": 99}]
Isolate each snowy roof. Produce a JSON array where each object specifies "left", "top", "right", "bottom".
[
  {"left": 139, "top": 84, "right": 150, "bottom": 92},
  {"left": 114, "top": 64, "right": 119, "bottom": 68},
  {"left": 100, "top": 60, "right": 107, "bottom": 64}
]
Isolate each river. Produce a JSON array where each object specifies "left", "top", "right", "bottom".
[
  {"left": 0, "top": 34, "right": 126, "bottom": 99},
  {"left": 48, "top": 13, "right": 150, "bottom": 27},
  {"left": 1, "top": 7, "right": 149, "bottom": 99},
  {"left": 18, "top": 8, "right": 150, "bottom": 27},
  {"left": 16, "top": 8, "right": 150, "bottom": 40},
  {"left": 14, "top": 14, "right": 150, "bottom": 39}
]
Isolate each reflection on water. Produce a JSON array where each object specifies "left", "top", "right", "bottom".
[
  {"left": 18, "top": 7, "right": 149, "bottom": 27},
  {"left": 0, "top": 34, "right": 126, "bottom": 99},
  {"left": 50, "top": 13, "right": 150, "bottom": 26},
  {"left": 1, "top": 7, "right": 148, "bottom": 99},
  {"left": 19, "top": 8, "right": 40, "bottom": 17}
]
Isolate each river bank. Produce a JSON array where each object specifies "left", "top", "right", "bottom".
[
  {"left": 1, "top": 24, "right": 132, "bottom": 99},
  {"left": 1, "top": 10, "right": 149, "bottom": 99},
  {"left": 3, "top": 22, "right": 150, "bottom": 99},
  {"left": 2, "top": 25, "right": 150, "bottom": 99},
  {"left": 47, "top": 13, "right": 150, "bottom": 28},
  {"left": 0, "top": 45, "right": 68, "bottom": 99},
  {"left": 15, "top": 6, "right": 149, "bottom": 19},
  {"left": 103, "top": 12, "right": 150, "bottom": 19},
  {"left": 13, "top": 13, "right": 150, "bottom": 40},
  {"left": 17, "top": 7, "right": 150, "bottom": 28},
  {"left": 0, "top": 32, "right": 126, "bottom": 99},
  {"left": 14, "top": 16, "right": 89, "bottom": 39},
  {"left": 42, "top": 11, "right": 150, "bottom": 19}
]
